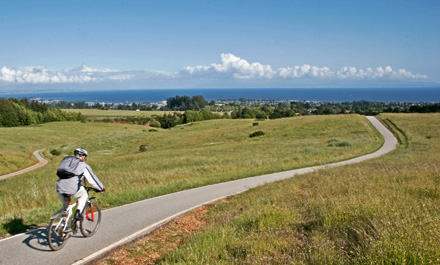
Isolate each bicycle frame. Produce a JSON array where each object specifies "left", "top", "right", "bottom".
[
  {"left": 54, "top": 201, "right": 76, "bottom": 235},
  {"left": 66, "top": 201, "right": 76, "bottom": 220}
]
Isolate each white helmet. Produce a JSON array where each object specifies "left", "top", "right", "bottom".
[{"left": 74, "top": 148, "right": 88, "bottom": 157}]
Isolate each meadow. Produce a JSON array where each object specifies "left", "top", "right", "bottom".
[
  {"left": 0, "top": 114, "right": 381, "bottom": 237},
  {"left": 131, "top": 113, "right": 438, "bottom": 264},
  {"left": 0, "top": 109, "right": 171, "bottom": 175},
  {"left": 62, "top": 109, "right": 176, "bottom": 120}
]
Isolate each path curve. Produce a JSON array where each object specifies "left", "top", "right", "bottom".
[
  {"left": 0, "top": 149, "right": 48, "bottom": 180},
  {"left": 0, "top": 116, "right": 398, "bottom": 265}
]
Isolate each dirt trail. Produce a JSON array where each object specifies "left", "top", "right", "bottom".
[{"left": 0, "top": 149, "right": 48, "bottom": 180}]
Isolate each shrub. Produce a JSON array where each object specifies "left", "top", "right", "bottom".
[
  {"left": 328, "top": 138, "right": 352, "bottom": 147},
  {"left": 253, "top": 122, "right": 259, "bottom": 126},
  {"left": 139, "top": 145, "right": 148, "bottom": 152},
  {"left": 149, "top": 119, "right": 161, "bottom": 128},
  {"left": 336, "top": 141, "right": 351, "bottom": 147},
  {"left": 50, "top": 149, "right": 60, "bottom": 156},
  {"left": 249, "top": 131, "right": 265, "bottom": 138}
]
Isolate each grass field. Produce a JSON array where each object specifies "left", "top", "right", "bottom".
[
  {"left": 134, "top": 113, "right": 439, "bottom": 264},
  {"left": 62, "top": 109, "right": 175, "bottom": 120},
  {"left": 0, "top": 114, "right": 381, "bottom": 238}
]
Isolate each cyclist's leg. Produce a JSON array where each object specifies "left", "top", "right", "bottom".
[
  {"left": 51, "top": 193, "right": 70, "bottom": 219},
  {"left": 73, "top": 186, "right": 88, "bottom": 212}
]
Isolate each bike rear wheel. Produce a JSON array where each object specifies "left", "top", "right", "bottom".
[
  {"left": 80, "top": 202, "right": 101, "bottom": 237},
  {"left": 47, "top": 213, "right": 70, "bottom": 251}
]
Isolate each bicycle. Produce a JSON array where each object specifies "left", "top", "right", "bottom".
[{"left": 47, "top": 186, "right": 102, "bottom": 251}]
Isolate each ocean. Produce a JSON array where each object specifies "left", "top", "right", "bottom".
[{"left": 1, "top": 88, "right": 439, "bottom": 104}]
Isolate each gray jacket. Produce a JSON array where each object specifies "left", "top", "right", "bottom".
[{"left": 56, "top": 160, "right": 104, "bottom": 195}]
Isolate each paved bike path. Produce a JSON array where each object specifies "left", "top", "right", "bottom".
[
  {"left": 0, "top": 149, "right": 48, "bottom": 180},
  {"left": 0, "top": 116, "right": 397, "bottom": 265}
]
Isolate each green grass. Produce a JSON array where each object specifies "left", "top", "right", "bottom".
[
  {"left": 156, "top": 113, "right": 440, "bottom": 264},
  {"left": 62, "top": 109, "right": 175, "bottom": 120},
  {"left": 0, "top": 121, "right": 143, "bottom": 175},
  {"left": 0, "top": 115, "right": 381, "bottom": 237}
]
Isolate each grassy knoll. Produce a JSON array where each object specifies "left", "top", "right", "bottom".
[
  {"left": 0, "top": 115, "right": 381, "bottom": 237},
  {"left": 150, "top": 113, "right": 440, "bottom": 264}
]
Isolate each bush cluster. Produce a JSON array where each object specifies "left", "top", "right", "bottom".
[
  {"left": 139, "top": 145, "right": 148, "bottom": 152},
  {"left": 166, "top": 95, "right": 209, "bottom": 111},
  {"left": 328, "top": 138, "right": 352, "bottom": 147},
  {"left": 249, "top": 131, "right": 265, "bottom": 138},
  {"left": 155, "top": 110, "right": 229, "bottom": 129},
  {"left": 50, "top": 149, "right": 61, "bottom": 156}
]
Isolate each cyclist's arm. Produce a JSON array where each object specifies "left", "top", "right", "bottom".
[{"left": 82, "top": 164, "right": 105, "bottom": 192}]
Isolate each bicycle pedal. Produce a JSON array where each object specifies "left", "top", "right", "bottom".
[{"left": 74, "top": 211, "right": 84, "bottom": 221}]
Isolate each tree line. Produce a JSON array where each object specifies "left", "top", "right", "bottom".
[
  {"left": 47, "top": 95, "right": 440, "bottom": 115},
  {"left": 156, "top": 97, "right": 440, "bottom": 128},
  {"left": 3, "top": 95, "right": 439, "bottom": 129},
  {"left": 0, "top": 98, "right": 84, "bottom": 127},
  {"left": 103, "top": 110, "right": 229, "bottom": 129},
  {"left": 228, "top": 100, "right": 440, "bottom": 119},
  {"left": 107, "top": 99, "right": 440, "bottom": 130}
]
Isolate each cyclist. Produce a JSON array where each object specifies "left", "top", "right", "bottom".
[{"left": 54, "top": 148, "right": 105, "bottom": 220}]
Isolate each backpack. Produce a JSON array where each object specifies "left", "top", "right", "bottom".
[{"left": 57, "top": 156, "right": 81, "bottom": 179}]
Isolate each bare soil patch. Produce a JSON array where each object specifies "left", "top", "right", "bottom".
[{"left": 91, "top": 205, "right": 211, "bottom": 265}]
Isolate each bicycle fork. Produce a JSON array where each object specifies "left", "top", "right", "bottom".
[{"left": 84, "top": 201, "right": 95, "bottom": 221}]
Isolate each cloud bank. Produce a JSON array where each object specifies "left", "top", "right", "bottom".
[
  {"left": 0, "top": 53, "right": 427, "bottom": 86},
  {"left": 0, "top": 64, "right": 133, "bottom": 84},
  {"left": 181, "top": 53, "right": 427, "bottom": 80}
]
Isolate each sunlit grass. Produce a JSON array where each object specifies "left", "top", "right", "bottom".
[
  {"left": 0, "top": 114, "right": 381, "bottom": 237},
  {"left": 158, "top": 113, "right": 440, "bottom": 264}
]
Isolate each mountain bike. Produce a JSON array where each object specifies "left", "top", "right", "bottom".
[{"left": 47, "top": 186, "right": 102, "bottom": 251}]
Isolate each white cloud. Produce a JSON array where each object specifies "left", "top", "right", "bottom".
[
  {"left": 182, "top": 53, "right": 276, "bottom": 79},
  {"left": 332, "top": 65, "right": 428, "bottom": 80},
  {"left": 0, "top": 54, "right": 427, "bottom": 85},
  {"left": 0, "top": 65, "right": 96, "bottom": 84},
  {"left": 182, "top": 53, "right": 427, "bottom": 80},
  {"left": 108, "top": 74, "right": 132, "bottom": 81},
  {"left": 278, "top": 64, "right": 333, "bottom": 78},
  {"left": 69, "top": 64, "right": 118, "bottom": 73},
  {"left": 0, "top": 65, "right": 128, "bottom": 84}
]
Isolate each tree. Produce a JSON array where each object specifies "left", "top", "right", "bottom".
[
  {"left": 0, "top": 99, "right": 20, "bottom": 126},
  {"left": 192, "top": 95, "right": 206, "bottom": 110}
]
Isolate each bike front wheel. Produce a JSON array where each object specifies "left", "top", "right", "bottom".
[
  {"left": 80, "top": 202, "right": 101, "bottom": 237},
  {"left": 47, "top": 213, "right": 70, "bottom": 251}
]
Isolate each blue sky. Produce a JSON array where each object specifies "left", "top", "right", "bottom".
[{"left": 1, "top": 0, "right": 439, "bottom": 92}]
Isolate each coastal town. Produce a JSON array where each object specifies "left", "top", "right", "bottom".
[{"left": 28, "top": 96, "right": 440, "bottom": 115}]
